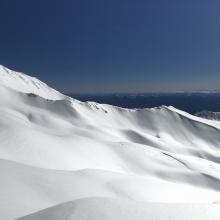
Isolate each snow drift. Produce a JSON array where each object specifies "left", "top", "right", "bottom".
[{"left": 0, "top": 65, "right": 220, "bottom": 220}]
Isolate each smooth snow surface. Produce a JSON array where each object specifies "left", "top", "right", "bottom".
[
  {"left": 0, "top": 65, "right": 65, "bottom": 100},
  {"left": 18, "top": 198, "right": 220, "bottom": 220},
  {"left": 0, "top": 65, "right": 220, "bottom": 220}
]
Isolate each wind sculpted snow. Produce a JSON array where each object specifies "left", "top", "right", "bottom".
[{"left": 0, "top": 65, "right": 220, "bottom": 220}]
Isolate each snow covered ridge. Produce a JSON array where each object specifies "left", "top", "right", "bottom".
[
  {"left": 0, "top": 65, "right": 220, "bottom": 220},
  {"left": 0, "top": 65, "right": 65, "bottom": 100}
]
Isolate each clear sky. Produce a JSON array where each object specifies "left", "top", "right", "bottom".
[{"left": 1, "top": 0, "right": 220, "bottom": 93}]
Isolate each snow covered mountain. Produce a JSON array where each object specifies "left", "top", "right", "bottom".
[
  {"left": 0, "top": 65, "right": 65, "bottom": 100},
  {"left": 0, "top": 65, "right": 220, "bottom": 220}
]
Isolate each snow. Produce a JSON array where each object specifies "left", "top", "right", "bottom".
[
  {"left": 0, "top": 65, "right": 219, "bottom": 219},
  {"left": 17, "top": 198, "right": 220, "bottom": 220},
  {"left": 0, "top": 65, "right": 65, "bottom": 100}
]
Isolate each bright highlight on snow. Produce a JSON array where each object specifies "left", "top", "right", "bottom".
[{"left": 0, "top": 65, "right": 220, "bottom": 220}]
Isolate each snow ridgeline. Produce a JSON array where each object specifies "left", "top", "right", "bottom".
[{"left": 0, "top": 65, "right": 220, "bottom": 220}]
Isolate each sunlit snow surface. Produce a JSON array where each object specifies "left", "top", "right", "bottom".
[{"left": 0, "top": 65, "right": 220, "bottom": 220}]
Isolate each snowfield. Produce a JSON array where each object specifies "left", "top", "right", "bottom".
[
  {"left": 17, "top": 198, "right": 220, "bottom": 220},
  {"left": 0, "top": 65, "right": 220, "bottom": 219}
]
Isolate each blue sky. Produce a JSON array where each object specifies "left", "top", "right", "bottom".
[{"left": 0, "top": 0, "right": 220, "bottom": 93}]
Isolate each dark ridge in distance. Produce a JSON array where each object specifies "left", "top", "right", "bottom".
[{"left": 67, "top": 92, "right": 220, "bottom": 114}]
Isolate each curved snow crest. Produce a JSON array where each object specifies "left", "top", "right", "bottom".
[
  {"left": 0, "top": 65, "right": 65, "bottom": 100},
  {"left": 17, "top": 197, "right": 220, "bottom": 220}
]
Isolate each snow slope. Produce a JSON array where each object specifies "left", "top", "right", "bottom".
[
  {"left": 0, "top": 65, "right": 220, "bottom": 219},
  {"left": 18, "top": 198, "right": 220, "bottom": 220},
  {"left": 0, "top": 65, "right": 65, "bottom": 100}
]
